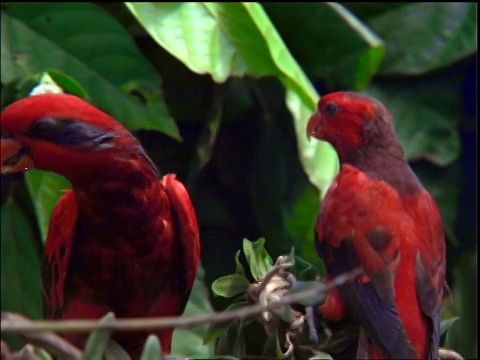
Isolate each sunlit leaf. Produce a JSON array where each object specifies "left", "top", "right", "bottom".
[
  {"left": 264, "top": 2, "right": 384, "bottom": 90},
  {"left": 212, "top": 274, "right": 250, "bottom": 298},
  {"left": 125, "top": 1, "right": 338, "bottom": 197},
  {"left": 243, "top": 238, "right": 273, "bottom": 280}
]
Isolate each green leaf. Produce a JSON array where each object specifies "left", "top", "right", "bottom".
[
  {"left": 243, "top": 238, "right": 272, "bottom": 280},
  {"left": 36, "top": 348, "right": 53, "bottom": 360},
  {"left": 0, "top": 14, "right": 16, "bottom": 84},
  {"left": 262, "top": 330, "right": 282, "bottom": 358},
  {"left": 125, "top": 2, "right": 338, "bottom": 197},
  {"left": 104, "top": 340, "right": 131, "bottom": 360},
  {"left": 1, "top": 202, "right": 42, "bottom": 318},
  {"left": 211, "top": 274, "right": 250, "bottom": 298},
  {"left": 343, "top": 3, "right": 411, "bottom": 21},
  {"left": 1, "top": 202, "right": 43, "bottom": 350},
  {"left": 294, "top": 255, "right": 322, "bottom": 281},
  {"left": 83, "top": 312, "right": 116, "bottom": 360},
  {"left": 216, "top": 319, "right": 246, "bottom": 358},
  {"left": 369, "top": 3, "right": 477, "bottom": 74},
  {"left": 140, "top": 335, "right": 162, "bottom": 360},
  {"left": 440, "top": 317, "right": 459, "bottom": 337},
  {"left": 2, "top": 3, "right": 179, "bottom": 139},
  {"left": 46, "top": 69, "right": 91, "bottom": 100},
  {"left": 24, "top": 170, "right": 71, "bottom": 243},
  {"left": 285, "top": 89, "right": 339, "bottom": 198},
  {"left": 366, "top": 79, "right": 461, "bottom": 166},
  {"left": 234, "top": 250, "right": 245, "bottom": 276},
  {"left": 172, "top": 265, "right": 214, "bottom": 357},
  {"left": 274, "top": 330, "right": 283, "bottom": 359},
  {"left": 263, "top": 2, "right": 385, "bottom": 90},
  {"left": 204, "top": 301, "right": 249, "bottom": 345}
]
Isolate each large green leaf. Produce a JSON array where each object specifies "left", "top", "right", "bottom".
[
  {"left": 1, "top": 202, "right": 42, "bottom": 349},
  {"left": 1, "top": 202, "right": 42, "bottom": 318},
  {"left": 263, "top": 3, "right": 385, "bottom": 90},
  {"left": 125, "top": 1, "right": 338, "bottom": 196},
  {"left": 366, "top": 79, "right": 461, "bottom": 166},
  {"left": 343, "top": 2, "right": 411, "bottom": 21},
  {"left": 1, "top": 3, "right": 179, "bottom": 139},
  {"left": 369, "top": 3, "right": 477, "bottom": 75}
]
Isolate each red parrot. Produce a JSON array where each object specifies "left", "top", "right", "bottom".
[
  {"left": 1, "top": 94, "right": 200, "bottom": 357},
  {"left": 307, "top": 92, "right": 446, "bottom": 359}
]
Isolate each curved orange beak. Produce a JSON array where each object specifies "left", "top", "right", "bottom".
[
  {"left": 1, "top": 138, "right": 35, "bottom": 174},
  {"left": 306, "top": 111, "right": 323, "bottom": 142}
]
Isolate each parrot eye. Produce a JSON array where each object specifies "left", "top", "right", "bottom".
[{"left": 324, "top": 102, "right": 339, "bottom": 118}]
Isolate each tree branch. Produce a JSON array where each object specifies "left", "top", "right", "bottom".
[{"left": 1, "top": 268, "right": 362, "bottom": 335}]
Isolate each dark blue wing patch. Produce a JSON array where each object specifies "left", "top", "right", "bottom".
[
  {"left": 327, "top": 239, "right": 418, "bottom": 359},
  {"left": 25, "top": 117, "right": 117, "bottom": 149}
]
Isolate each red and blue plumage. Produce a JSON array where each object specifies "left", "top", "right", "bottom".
[
  {"left": 1, "top": 94, "right": 200, "bottom": 357},
  {"left": 307, "top": 92, "right": 446, "bottom": 359}
]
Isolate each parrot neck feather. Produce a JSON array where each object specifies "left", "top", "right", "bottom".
[{"left": 342, "top": 126, "right": 423, "bottom": 195}]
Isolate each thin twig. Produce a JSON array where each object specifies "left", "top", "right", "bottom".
[{"left": 1, "top": 268, "right": 362, "bottom": 335}]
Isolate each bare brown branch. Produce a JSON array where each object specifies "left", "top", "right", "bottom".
[
  {"left": 1, "top": 313, "right": 82, "bottom": 360},
  {"left": 1, "top": 268, "right": 362, "bottom": 335}
]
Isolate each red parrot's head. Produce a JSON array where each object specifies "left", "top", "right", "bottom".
[
  {"left": 1, "top": 94, "right": 157, "bottom": 185},
  {"left": 307, "top": 91, "right": 392, "bottom": 159}
]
